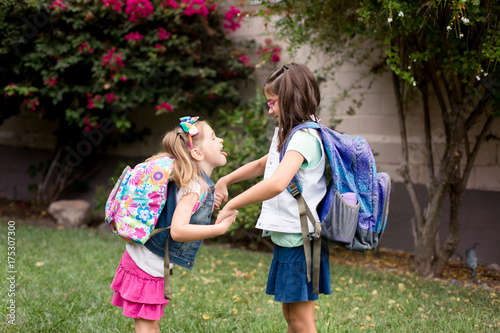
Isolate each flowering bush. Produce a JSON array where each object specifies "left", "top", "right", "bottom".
[
  {"left": 212, "top": 92, "right": 274, "bottom": 238},
  {"left": 236, "top": 38, "right": 282, "bottom": 70},
  {"left": 0, "top": 0, "right": 252, "bottom": 203},
  {"left": 223, "top": 5, "right": 242, "bottom": 32},
  {"left": 257, "top": 38, "right": 281, "bottom": 64}
]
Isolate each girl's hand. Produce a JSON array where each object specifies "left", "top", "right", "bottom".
[
  {"left": 213, "top": 193, "right": 224, "bottom": 210},
  {"left": 217, "top": 209, "right": 238, "bottom": 233},
  {"left": 214, "top": 177, "right": 229, "bottom": 204},
  {"left": 215, "top": 206, "right": 237, "bottom": 225}
]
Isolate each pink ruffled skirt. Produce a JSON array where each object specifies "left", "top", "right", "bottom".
[{"left": 110, "top": 250, "right": 168, "bottom": 320}]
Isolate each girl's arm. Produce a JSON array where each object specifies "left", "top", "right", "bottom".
[
  {"left": 215, "top": 154, "right": 268, "bottom": 203},
  {"left": 170, "top": 192, "right": 238, "bottom": 242},
  {"left": 216, "top": 150, "right": 303, "bottom": 222}
]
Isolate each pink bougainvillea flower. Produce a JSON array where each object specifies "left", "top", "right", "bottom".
[
  {"left": 84, "top": 115, "right": 93, "bottom": 132},
  {"left": 24, "top": 98, "right": 40, "bottom": 111},
  {"left": 157, "top": 27, "right": 171, "bottom": 40},
  {"left": 161, "top": 0, "right": 178, "bottom": 9},
  {"left": 155, "top": 43, "right": 166, "bottom": 53},
  {"left": 4, "top": 83, "right": 16, "bottom": 97},
  {"left": 85, "top": 11, "right": 94, "bottom": 21},
  {"left": 258, "top": 39, "right": 282, "bottom": 64},
  {"left": 102, "top": 48, "right": 125, "bottom": 73},
  {"left": 209, "top": 90, "right": 215, "bottom": 99},
  {"left": 86, "top": 94, "right": 102, "bottom": 110},
  {"left": 155, "top": 102, "right": 173, "bottom": 113},
  {"left": 44, "top": 78, "right": 57, "bottom": 88},
  {"left": 78, "top": 43, "right": 94, "bottom": 54},
  {"left": 257, "top": 38, "right": 274, "bottom": 55},
  {"left": 182, "top": 0, "right": 208, "bottom": 18},
  {"left": 100, "top": 0, "right": 123, "bottom": 12},
  {"left": 125, "top": 0, "right": 154, "bottom": 23},
  {"left": 238, "top": 55, "right": 250, "bottom": 67},
  {"left": 119, "top": 76, "right": 128, "bottom": 81},
  {"left": 105, "top": 92, "right": 119, "bottom": 103},
  {"left": 125, "top": 31, "right": 144, "bottom": 41},
  {"left": 32, "top": 98, "right": 39, "bottom": 110},
  {"left": 208, "top": 3, "right": 218, "bottom": 12},
  {"left": 50, "top": 0, "right": 67, "bottom": 10},
  {"left": 223, "top": 6, "right": 242, "bottom": 32},
  {"left": 84, "top": 115, "right": 100, "bottom": 132},
  {"left": 271, "top": 47, "right": 281, "bottom": 63},
  {"left": 86, "top": 94, "right": 95, "bottom": 109}
]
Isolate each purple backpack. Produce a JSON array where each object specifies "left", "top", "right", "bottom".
[{"left": 281, "top": 122, "right": 391, "bottom": 252}]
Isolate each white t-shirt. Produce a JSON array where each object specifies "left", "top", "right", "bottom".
[
  {"left": 255, "top": 127, "right": 327, "bottom": 234},
  {"left": 126, "top": 182, "right": 203, "bottom": 277},
  {"left": 271, "top": 129, "right": 324, "bottom": 247}
]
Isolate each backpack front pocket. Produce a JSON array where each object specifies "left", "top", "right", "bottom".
[{"left": 321, "top": 190, "right": 360, "bottom": 244}]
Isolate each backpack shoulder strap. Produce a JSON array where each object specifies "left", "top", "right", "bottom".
[
  {"left": 279, "top": 121, "right": 321, "bottom": 192},
  {"left": 289, "top": 183, "right": 322, "bottom": 295}
]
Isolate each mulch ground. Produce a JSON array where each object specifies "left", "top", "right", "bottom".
[
  {"left": 1, "top": 198, "right": 498, "bottom": 292},
  {"left": 328, "top": 247, "right": 499, "bottom": 292}
]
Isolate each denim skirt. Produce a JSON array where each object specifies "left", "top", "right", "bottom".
[{"left": 266, "top": 242, "right": 332, "bottom": 303}]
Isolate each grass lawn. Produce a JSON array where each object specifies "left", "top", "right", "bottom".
[{"left": 0, "top": 221, "right": 498, "bottom": 332}]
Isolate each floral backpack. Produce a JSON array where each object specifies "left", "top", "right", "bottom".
[
  {"left": 105, "top": 156, "right": 175, "bottom": 244},
  {"left": 105, "top": 155, "right": 209, "bottom": 300}
]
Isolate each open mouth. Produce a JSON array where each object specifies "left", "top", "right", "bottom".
[{"left": 221, "top": 152, "right": 227, "bottom": 157}]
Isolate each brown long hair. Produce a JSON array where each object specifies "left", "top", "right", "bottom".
[
  {"left": 147, "top": 120, "right": 208, "bottom": 188},
  {"left": 263, "top": 63, "right": 320, "bottom": 152}
]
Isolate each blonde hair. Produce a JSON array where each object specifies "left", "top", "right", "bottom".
[{"left": 146, "top": 120, "right": 208, "bottom": 189}]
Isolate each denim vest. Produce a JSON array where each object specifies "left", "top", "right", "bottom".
[{"left": 145, "top": 174, "right": 214, "bottom": 270}]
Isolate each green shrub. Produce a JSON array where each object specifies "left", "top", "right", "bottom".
[
  {"left": 212, "top": 92, "right": 274, "bottom": 243},
  {"left": 92, "top": 160, "right": 133, "bottom": 216}
]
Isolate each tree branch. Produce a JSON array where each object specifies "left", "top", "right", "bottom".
[
  {"left": 465, "top": 93, "right": 494, "bottom": 131},
  {"left": 462, "top": 113, "right": 495, "bottom": 190},
  {"left": 392, "top": 70, "right": 425, "bottom": 232},
  {"left": 428, "top": 66, "right": 451, "bottom": 142},
  {"left": 422, "top": 84, "right": 436, "bottom": 196}
]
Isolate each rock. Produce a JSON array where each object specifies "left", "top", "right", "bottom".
[
  {"left": 98, "top": 221, "right": 112, "bottom": 234},
  {"left": 48, "top": 200, "right": 92, "bottom": 229},
  {"left": 487, "top": 263, "right": 500, "bottom": 273},
  {"left": 481, "top": 283, "right": 491, "bottom": 291},
  {"left": 449, "top": 253, "right": 463, "bottom": 263}
]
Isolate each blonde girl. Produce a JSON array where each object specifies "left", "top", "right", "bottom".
[
  {"left": 215, "top": 64, "right": 331, "bottom": 333},
  {"left": 111, "top": 117, "right": 238, "bottom": 333}
]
